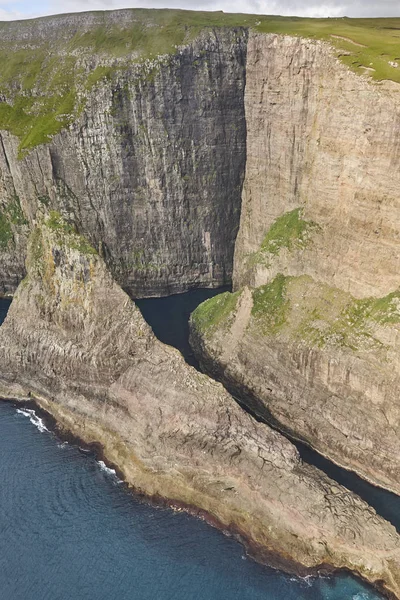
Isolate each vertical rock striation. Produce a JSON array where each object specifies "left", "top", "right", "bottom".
[
  {"left": 234, "top": 33, "right": 400, "bottom": 298},
  {"left": 191, "top": 32, "right": 400, "bottom": 496},
  {"left": 0, "top": 26, "right": 247, "bottom": 297}
]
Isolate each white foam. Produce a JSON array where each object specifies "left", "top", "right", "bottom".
[
  {"left": 16, "top": 408, "right": 49, "bottom": 433},
  {"left": 98, "top": 460, "right": 123, "bottom": 483}
]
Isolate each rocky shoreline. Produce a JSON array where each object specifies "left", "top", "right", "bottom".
[
  {"left": 6, "top": 399, "right": 400, "bottom": 597},
  {"left": 0, "top": 219, "right": 400, "bottom": 599},
  {"left": 0, "top": 393, "right": 397, "bottom": 600}
]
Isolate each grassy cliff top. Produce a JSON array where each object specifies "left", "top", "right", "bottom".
[{"left": 1, "top": 8, "right": 399, "bottom": 154}]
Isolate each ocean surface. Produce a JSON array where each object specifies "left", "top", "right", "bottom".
[
  {"left": 135, "top": 287, "right": 229, "bottom": 367},
  {"left": 0, "top": 295, "right": 388, "bottom": 600}
]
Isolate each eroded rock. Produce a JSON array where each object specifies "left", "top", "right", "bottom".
[{"left": 0, "top": 219, "right": 400, "bottom": 598}]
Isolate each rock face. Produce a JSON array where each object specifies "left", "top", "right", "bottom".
[
  {"left": 1, "top": 218, "right": 400, "bottom": 599},
  {"left": 0, "top": 21, "right": 247, "bottom": 297},
  {"left": 190, "top": 276, "right": 400, "bottom": 495},
  {"left": 234, "top": 33, "right": 400, "bottom": 299},
  {"left": 190, "top": 33, "right": 400, "bottom": 496},
  {"left": 2, "top": 13, "right": 400, "bottom": 598}
]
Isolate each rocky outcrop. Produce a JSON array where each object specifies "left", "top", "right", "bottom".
[
  {"left": 190, "top": 276, "right": 400, "bottom": 495},
  {"left": 190, "top": 32, "right": 400, "bottom": 497},
  {"left": 1, "top": 218, "right": 400, "bottom": 598}
]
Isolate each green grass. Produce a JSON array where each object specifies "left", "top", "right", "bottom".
[
  {"left": 191, "top": 290, "right": 241, "bottom": 334},
  {"left": 320, "top": 289, "right": 400, "bottom": 349},
  {"left": 251, "top": 274, "right": 291, "bottom": 334},
  {"left": 86, "top": 66, "right": 115, "bottom": 90},
  {"left": 45, "top": 211, "right": 97, "bottom": 255},
  {"left": 251, "top": 275, "right": 400, "bottom": 351},
  {"left": 254, "top": 16, "right": 400, "bottom": 83},
  {"left": 0, "top": 45, "right": 83, "bottom": 155},
  {"left": 1, "top": 9, "right": 400, "bottom": 154},
  {"left": 261, "top": 208, "right": 320, "bottom": 256},
  {"left": 0, "top": 195, "right": 28, "bottom": 248},
  {"left": 340, "top": 290, "right": 400, "bottom": 331},
  {"left": 246, "top": 208, "right": 320, "bottom": 271}
]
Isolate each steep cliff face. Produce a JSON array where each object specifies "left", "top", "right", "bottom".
[
  {"left": 3, "top": 12, "right": 400, "bottom": 596},
  {"left": 235, "top": 33, "right": 400, "bottom": 298},
  {"left": 0, "top": 16, "right": 247, "bottom": 297},
  {"left": 191, "top": 32, "right": 400, "bottom": 495},
  {"left": 1, "top": 218, "right": 400, "bottom": 598}
]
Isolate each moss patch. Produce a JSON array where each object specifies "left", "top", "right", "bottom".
[
  {"left": 251, "top": 274, "right": 291, "bottom": 334},
  {"left": 246, "top": 208, "right": 320, "bottom": 271},
  {"left": 45, "top": 211, "right": 97, "bottom": 256},
  {"left": 0, "top": 195, "right": 28, "bottom": 248},
  {"left": 309, "top": 289, "right": 400, "bottom": 349},
  {"left": 191, "top": 290, "right": 241, "bottom": 334},
  {"left": 249, "top": 275, "right": 400, "bottom": 352},
  {"left": 85, "top": 66, "right": 115, "bottom": 91},
  {"left": 261, "top": 208, "right": 320, "bottom": 256}
]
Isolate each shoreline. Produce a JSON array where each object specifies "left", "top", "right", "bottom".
[{"left": 1, "top": 395, "right": 396, "bottom": 600}]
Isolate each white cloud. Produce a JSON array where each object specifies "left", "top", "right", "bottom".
[
  {"left": 45, "top": 0, "right": 348, "bottom": 16},
  {"left": 3, "top": 0, "right": 400, "bottom": 21},
  {"left": 0, "top": 9, "right": 31, "bottom": 20}
]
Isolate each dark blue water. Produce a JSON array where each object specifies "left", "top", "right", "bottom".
[
  {"left": 0, "top": 296, "right": 387, "bottom": 599},
  {"left": 135, "top": 287, "right": 229, "bottom": 367},
  {"left": 0, "top": 403, "right": 381, "bottom": 600},
  {"left": 298, "top": 442, "right": 400, "bottom": 532},
  {"left": 135, "top": 290, "right": 400, "bottom": 533}
]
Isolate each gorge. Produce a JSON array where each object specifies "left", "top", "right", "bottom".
[{"left": 1, "top": 8, "right": 400, "bottom": 600}]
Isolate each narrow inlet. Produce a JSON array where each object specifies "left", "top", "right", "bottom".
[{"left": 135, "top": 288, "right": 400, "bottom": 532}]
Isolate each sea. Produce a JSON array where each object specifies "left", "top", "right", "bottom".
[{"left": 0, "top": 295, "right": 387, "bottom": 600}]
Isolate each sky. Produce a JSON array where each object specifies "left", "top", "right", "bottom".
[{"left": 2, "top": 0, "right": 400, "bottom": 21}]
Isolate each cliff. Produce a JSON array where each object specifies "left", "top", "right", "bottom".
[
  {"left": 1, "top": 217, "right": 400, "bottom": 598},
  {"left": 1, "top": 12, "right": 400, "bottom": 298},
  {"left": 0, "top": 11, "right": 248, "bottom": 297},
  {"left": 1, "top": 9, "right": 400, "bottom": 598},
  {"left": 191, "top": 32, "right": 400, "bottom": 495},
  {"left": 234, "top": 33, "right": 400, "bottom": 298}
]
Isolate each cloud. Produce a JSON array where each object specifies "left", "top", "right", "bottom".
[
  {"left": 0, "top": 0, "right": 42, "bottom": 20},
  {"left": 44, "top": 0, "right": 347, "bottom": 17},
  {"left": 3, "top": 0, "right": 400, "bottom": 20}
]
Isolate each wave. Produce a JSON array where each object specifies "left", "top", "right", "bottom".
[
  {"left": 290, "top": 574, "right": 316, "bottom": 586},
  {"left": 58, "top": 441, "right": 69, "bottom": 449},
  {"left": 16, "top": 408, "right": 49, "bottom": 433},
  {"left": 98, "top": 460, "right": 123, "bottom": 483}
]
